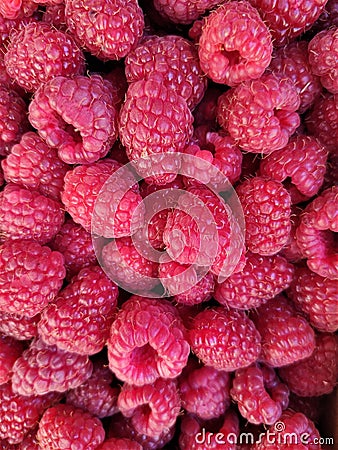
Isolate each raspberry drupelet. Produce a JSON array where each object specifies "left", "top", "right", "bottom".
[{"left": 0, "top": 334, "right": 24, "bottom": 385}]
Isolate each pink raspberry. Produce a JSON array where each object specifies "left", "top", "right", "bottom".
[
  {"left": 103, "top": 66, "right": 128, "bottom": 111},
  {"left": 279, "top": 205, "right": 303, "bottom": 263},
  {"left": 29, "top": 75, "right": 118, "bottom": 164},
  {"left": 308, "top": 28, "right": 338, "bottom": 94},
  {"left": 198, "top": 2, "right": 272, "bottom": 86},
  {"left": 193, "top": 86, "right": 222, "bottom": 127},
  {"left": 65, "top": 0, "right": 144, "bottom": 60},
  {"left": 125, "top": 35, "right": 207, "bottom": 109},
  {"left": 230, "top": 363, "right": 289, "bottom": 425},
  {"left": 0, "top": 334, "right": 24, "bottom": 384},
  {"left": 288, "top": 266, "right": 338, "bottom": 333},
  {"left": 311, "top": 0, "right": 338, "bottom": 33},
  {"left": 38, "top": 265, "right": 118, "bottom": 355},
  {"left": 279, "top": 333, "right": 337, "bottom": 397},
  {"left": 0, "top": 239, "right": 65, "bottom": 318},
  {"left": 42, "top": 2, "right": 66, "bottom": 30},
  {"left": 98, "top": 439, "right": 142, "bottom": 450},
  {"left": 251, "top": 295, "right": 316, "bottom": 367},
  {"left": 268, "top": 41, "right": 322, "bottom": 113},
  {"left": 4, "top": 21, "right": 85, "bottom": 92},
  {"left": 217, "top": 74, "right": 300, "bottom": 154},
  {"left": 214, "top": 252, "right": 294, "bottom": 310},
  {"left": 189, "top": 307, "right": 261, "bottom": 371},
  {"left": 107, "top": 296, "right": 190, "bottom": 386},
  {"left": 236, "top": 177, "right": 292, "bottom": 256},
  {"left": 153, "top": 0, "right": 224, "bottom": 24},
  {"left": 174, "top": 272, "right": 215, "bottom": 306},
  {"left": 2, "top": 132, "right": 69, "bottom": 201},
  {"left": 37, "top": 404, "right": 105, "bottom": 450},
  {"left": 296, "top": 186, "right": 338, "bottom": 280},
  {"left": 11, "top": 338, "right": 93, "bottom": 396},
  {"left": 0, "top": 311, "right": 39, "bottom": 340},
  {"left": 0, "top": 0, "right": 36, "bottom": 19},
  {"left": 118, "top": 378, "right": 181, "bottom": 438},
  {"left": 17, "top": 427, "right": 40, "bottom": 450},
  {"left": 0, "top": 184, "right": 64, "bottom": 244}
]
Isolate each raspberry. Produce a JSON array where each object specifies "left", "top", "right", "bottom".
[
  {"left": 288, "top": 266, "right": 338, "bottom": 333},
  {"left": 0, "top": 239, "right": 65, "bottom": 317},
  {"left": 0, "top": 382, "right": 60, "bottom": 445},
  {"left": 98, "top": 439, "right": 142, "bottom": 450},
  {"left": 4, "top": 21, "right": 85, "bottom": 92},
  {"left": 65, "top": 0, "right": 144, "bottom": 60},
  {"left": 0, "top": 334, "right": 23, "bottom": 385},
  {"left": 174, "top": 270, "right": 215, "bottom": 306},
  {"left": 103, "top": 66, "right": 128, "bottom": 111},
  {"left": 279, "top": 333, "right": 338, "bottom": 397},
  {"left": 295, "top": 186, "right": 338, "bottom": 280},
  {"left": 198, "top": 2, "right": 272, "bottom": 86},
  {"left": 214, "top": 252, "right": 294, "bottom": 310},
  {"left": 248, "top": 0, "right": 328, "bottom": 46},
  {"left": 179, "top": 361, "right": 231, "bottom": 420},
  {"left": 42, "top": 2, "right": 66, "bottom": 30},
  {"left": 308, "top": 28, "right": 338, "bottom": 94},
  {"left": 251, "top": 295, "right": 316, "bottom": 367},
  {"left": 38, "top": 265, "right": 118, "bottom": 355},
  {"left": 37, "top": 404, "right": 105, "bottom": 450},
  {"left": 0, "top": 311, "right": 39, "bottom": 340},
  {"left": 189, "top": 307, "right": 261, "bottom": 371},
  {"left": 11, "top": 338, "right": 93, "bottom": 396},
  {"left": 2, "top": 132, "right": 69, "bottom": 201},
  {"left": 268, "top": 41, "right": 322, "bottom": 114},
  {"left": 230, "top": 363, "right": 289, "bottom": 425},
  {"left": 107, "top": 296, "right": 190, "bottom": 386},
  {"left": 306, "top": 93, "right": 338, "bottom": 152},
  {"left": 193, "top": 86, "right": 222, "bottom": 127},
  {"left": 217, "top": 74, "right": 300, "bottom": 153},
  {"left": 118, "top": 378, "right": 181, "bottom": 438},
  {"left": 125, "top": 35, "right": 207, "bottom": 109},
  {"left": 0, "top": 0, "right": 36, "bottom": 19},
  {"left": 18, "top": 427, "right": 39, "bottom": 450},
  {"left": 153, "top": 0, "right": 224, "bottom": 24},
  {"left": 0, "top": 184, "right": 64, "bottom": 244},
  {"left": 311, "top": 0, "right": 338, "bottom": 33},
  {"left": 236, "top": 177, "right": 292, "bottom": 256}
]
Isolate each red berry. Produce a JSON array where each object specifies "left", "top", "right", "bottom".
[
  {"left": 0, "top": 311, "right": 39, "bottom": 341},
  {"left": 42, "top": 2, "right": 66, "bottom": 30},
  {"left": 98, "top": 438, "right": 142, "bottom": 450},
  {"left": 153, "top": 0, "right": 224, "bottom": 24},
  {"left": 0, "top": 334, "right": 24, "bottom": 385}
]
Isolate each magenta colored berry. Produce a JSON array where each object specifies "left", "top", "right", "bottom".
[
  {"left": 42, "top": 2, "right": 67, "bottom": 30},
  {"left": 153, "top": 0, "right": 224, "bottom": 24},
  {"left": 98, "top": 438, "right": 142, "bottom": 450},
  {"left": 0, "top": 334, "right": 24, "bottom": 385},
  {"left": 0, "top": 311, "right": 39, "bottom": 341},
  {"left": 174, "top": 270, "right": 215, "bottom": 306}
]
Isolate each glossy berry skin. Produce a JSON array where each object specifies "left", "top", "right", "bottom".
[
  {"left": 189, "top": 307, "right": 261, "bottom": 371},
  {"left": 0, "top": 239, "right": 65, "bottom": 318},
  {"left": 65, "top": 0, "right": 144, "bottom": 60},
  {"left": 98, "top": 439, "right": 142, "bottom": 450},
  {"left": 218, "top": 74, "right": 300, "bottom": 153},
  {"left": 198, "top": 2, "right": 272, "bottom": 86},
  {"left": 174, "top": 271, "right": 215, "bottom": 306},
  {"left": 0, "top": 311, "right": 39, "bottom": 340},
  {"left": 37, "top": 404, "right": 105, "bottom": 450},
  {"left": 0, "top": 334, "right": 23, "bottom": 385},
  {"left": 153, "top": 0, "right": 222, "bottom": 24},
  {"left": 107, "top": 296, "right": 190, "bottom": 386},
  {"left": 4, "top": 21, "right": 85, "bottom": 92}
]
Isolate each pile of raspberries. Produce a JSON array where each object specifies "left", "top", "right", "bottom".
[{"left": 0, "top": 0, "right": 337, "bottom": 448}]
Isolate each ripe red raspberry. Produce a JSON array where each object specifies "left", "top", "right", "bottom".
[
  {"left": 17, "top": 427, "right": 39, "bottom": 450},
  {"left": 236, "top": 177, "right": 292, "bottom": 256},
  {"left": 0, "top": 382, "right": 60, "bottom": 445},
  {"left": 218, "top": 74, "right": 300, "bottom": 154},
  {"left": 153, "top": 0, "right": 223, "bottom": 24},
  {"left": 288, "top": 266, "right": 338, "bottom": 333},
  {"left": 248, "top": 0, "right": 328, "bottom": 46},
  {"left": 311, "top": 0, "right": 338, "bottom": 33},
  {"left": 11, "top": 338, "right": 93, "bottom": 396},
  {"left": 2, "top": 132, "right": 69, "bottom": 201},
  {"left": 260, "top": 135, "right": 328, "bottom": 199},
  {"left": 0, "top": 239, "right": 65, "bottom": 318},
  {"left": 42, "top": 2, "right": 66, "bottom": 30},
  {"left": 306, "top": 93, "right": 338, "bottom": 152},
  {"left": 103, "top": 66, "right": 128, "bottom": 111},
  {"left": 0, "top": 334, "right": 24, "bottom": 384},
  {"left": 125, "top": 35, "right": 207, "bottom": 109},
  {"left": 198, "top": 2, "right": 272, "bottom": 86},
  {"left": 214, "top": 252, "right": 294, "bottom": 310},
  {"left": 4, "top": 21, "right": 85, "bottom": 92},
  {"left": 0, "top": 0, "right": 36, "bottom": 19},
  {"left": 251, "top": 296, "right": 316, "bottom": 367},
  {"left": 308, "top": 28, "right": 338, "bottom": 94},
  {"left": 268, "top": 41, "right": 322, "bottom": 114},
  {"left": 0, "top": 311, "right": 39, "bottom": 340},
  {"left": 279, "top": 333, "right": 337, "bottom": 397},
  {"left": 193, "top": 86, "right": 222, "bottom": 127},
  {"left": 29, "top": 75, "right": 118, "bottom": 164},
  {"left": 189, "top": 307, "right": 261, "bottom": 371},
  {"left": 37, "top": 404, "right": 105, "bottom": 450},
  {"left": 0, "top": 184, "right": 64, "bottom": 244},
  {"left": 230, "top": 363, "right": 289, "bottom": 425},
  {"left": 296, "top": 186, "right": 338, "bottom": 280},
  {"left": 118, "top": 378, "right": 181, "bottom": 438},
  {"left": 179, "top": 361, "right": 231, "bottom": 420},
  {"left": 65, "top": 0, "right": 144, "bottom": 60},
  {"left": 107, "top": 296, "right": 190, "bottom": 386},
  {"left": 38, "top": 265, "right": 118, "bottom": 355},
  {"left": 98, "top": 439, "right": 142, "bottom": 450}
]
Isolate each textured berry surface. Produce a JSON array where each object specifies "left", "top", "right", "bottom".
[
  {"left": 11, "top": 338, "right": 93, "bottom": 396},
  {"left": 0, "top": 311, "right": 39, "bottom": 340},
  {"left": 98, "top": 438, "right": 142, "bottom": 450},
  {"left": 107, "top": 296, "right": 190, "bottom": 386},
  {"left": 198, "top": 2, "right": 272, "bottom": 86},
  {"left": 236, "top": 177, "right": 292, "bottom": 256},
  {"left": 0, "top": 239, "right": 65, "bottom": 317},
  {"left": 153, "top": 0, "right": 222, "bottom": 24},
  {"left": 174, "top": 270, "right": 215, "bottom": 305},
  {"left": 189, "top": 307, "right": 261, "bottom": 371},
  {"left": 218, "top": 74, "right": 300, "bottom": 153},
  {"left": 4, "top": 21, "right": 85, "bottom": 92},
  {"left": 37, "top": 404, "right": 105, "bottom": 450},
  {"left": 0, "top": 334, "right": 23, "bottom": 384}
]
